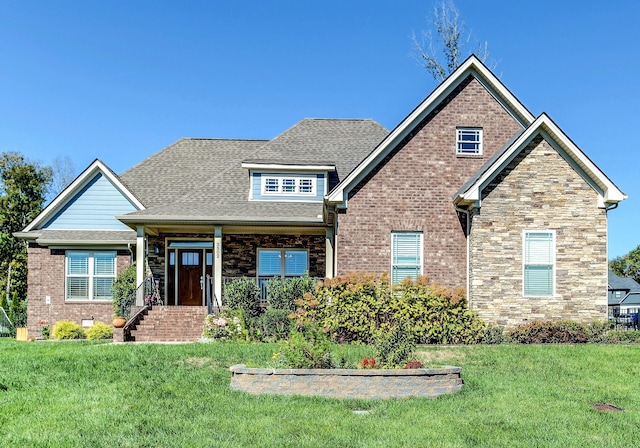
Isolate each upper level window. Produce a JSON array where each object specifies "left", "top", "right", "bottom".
[
  {"left": 457, "top": 127, "right": 483, "bottom": 155},
  {"left": 261, "top": 175, "right": 316, "bottom": 196},
  {"left": 66, "top": 251, "right": 116, "bottom": 301},
  {"left": 523, "top": 231, "right": 555, "bottom": 296}
]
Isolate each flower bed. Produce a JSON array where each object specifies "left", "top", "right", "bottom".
[{"left": 229, "top": 364, "right": 463, "bottom": 399}]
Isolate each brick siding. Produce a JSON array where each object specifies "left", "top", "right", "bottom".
[
  {"left": 469, "top": 135, "right": 608, "bottom": 327},
  {"left": 336, "top": 76, "right": 523, "bottom": 289},
  {"left": 26, "top": 244, "right": 131, "bottom": 338}
]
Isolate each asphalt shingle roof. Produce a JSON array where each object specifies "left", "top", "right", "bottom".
[
  {"left": 117, "top": 119, "right": 388, "bottom": 222},
  {"left": 608, "top": 270, "right": 640, "bottom": 293}
]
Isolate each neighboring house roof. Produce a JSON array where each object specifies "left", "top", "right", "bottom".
[
  {"left": 608, "top": 270, "right": 640, "bottom": 306},
  {"left": 326, "top": 54, "right": 536, "bottom": 205},
  {"left": 608, "top": 270, "right": 640, "bottom": 292},
  {"left": 621, "top": 292, "right": 640, "bottom": 307},
  {"left": 453, "top": 113, "right": 627, "bottom": 208},
  {"left": 117, "top": 119, "right": 387, "bottom": 226}
]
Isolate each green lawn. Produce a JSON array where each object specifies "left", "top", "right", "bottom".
[{"left": 0, "top": 339, "right": 638, "bottom": 447}]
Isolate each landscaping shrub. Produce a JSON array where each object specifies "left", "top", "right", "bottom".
[
  {"left": 203, "top": 310, "right": 245, "bottom": 341},
  {"left": 51, "top": 320, "right": 85, "bottom": 340},
  {"left": 276, "top": 325, "right": 333, "bottom": 368},
  {"left": 267, "top": 274, "right": 317, "bottom": 311},
  {"left": 373, "top": 321, "right": 417, "bottom": 368},
  {"left": 481, "top": 325, "right": 505, "bottom": 344},
  {"left": 291, "top": 272, "right": 485, "bottom": 345},
  {"left": 596, "top": 329, "right": 640, "bottom": 344},
  {"left": 112, "top": 264, "right": 137, "bottom": 318},
  {"left": 508, "top": 320, "right": 591, "bottom": 344},
  {"left": 255, "top": 308, "right": 292, "bottom": 341},
  {"left": 85, "top": 322, "right": 113, "bottom": 340},
  {"left": 224, "top": 277, "right": 262, "bottom": 319}
]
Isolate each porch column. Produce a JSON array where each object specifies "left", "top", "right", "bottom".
[
  {"left": 325, "top": 227, "right": 335, "bottom": 279},
  {"left": 214, "top": 226, "right": 223, "bottom": 307},
  {"left": 136, "top": 226, "right": 145, "bottom": 306}
]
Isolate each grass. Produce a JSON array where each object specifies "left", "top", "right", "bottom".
[{"left": 0, "top": 340, "right": 639, "bottom": 447}]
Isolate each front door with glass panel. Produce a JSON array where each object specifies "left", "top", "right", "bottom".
[{"left": 167, "top": 244, "right": 213, "bottom": 306}]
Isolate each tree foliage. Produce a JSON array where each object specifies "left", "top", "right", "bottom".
[
  {"left": 411, "top": 0, "right": 491, "bottom": 80},
  {"left": 609, "top": 244, "right": 640, "bottom": 284},
  {"left": 0, "top": 152, "right": 52, "bottom": 315}
]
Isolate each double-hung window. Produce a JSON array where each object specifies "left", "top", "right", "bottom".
[
  {"left": 456, "top": 127, "right": 483, "bottom": 155},
  {"left": 523, "top": 231, "right": 555, "bottom": 296},
  {"left": 66, "top": 251, "right": 116, "bottom": 301},
  {"left": 391, "top": 232, "right": 423, "bottom": 284}
]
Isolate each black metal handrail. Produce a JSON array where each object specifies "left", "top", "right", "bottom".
[{"left": 119, "top": 276, "right": 162, "bottom": 319}]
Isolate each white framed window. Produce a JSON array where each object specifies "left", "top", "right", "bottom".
[
  {"left": 66, "top": 251, "right": 117, "bottom": 301},
  {"left": 523, "top": 231, "right": 555, "bottom": 296},
  {"left": 456, "top": 127, "right": 483, "bottom": 155},
  {"left": 261, "top": 175, "right": 316, "bottom": 196},
  {"left": 264, "top": 178, "right": 279, "bottom": 193},
  {"left": 257, "top": 249, "right": 309, "bottom": 306},
  {"left": 391, "top": 232, "right": 423, "bottom": 284},
  {"left": 257, "top": 249, "right": 309, "bottom": 278}
]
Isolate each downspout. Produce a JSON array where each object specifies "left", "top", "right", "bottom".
[{"left": 454, "top": 204, "right": 471, "bottom": 303}]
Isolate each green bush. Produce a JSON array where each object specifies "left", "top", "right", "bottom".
[
  {"left": 481, "top": 325, "right": 505, "bottom": 344},
  {"left": 224, "top": 277, "right": 262, "bottom": 319},
  {"left": 51, "top": 320, "right": 85, "bottom": 340},
  {"left": 203, "top": 309, "right": 247, "bottom": 341},
  {"left": 291, "top": 272, "right": 485, "bottom": 345},
  {"left": 508, "top": 320, "right": 591, "bottom": 344},
  {"left": 374, "top": 321, "right": 417, "bottom": 368},
  {"left": 255, "top": 308, "right": 292, "bottom": 341},
  {"left": 596, "top": 329, "right": 640, "bottom": 344},
  {"left": 267, "top": 274, "right": 317, "bottom": 311},
  {"left": 277, "top": 325, "right": 333, "bottom": 368},
  {"left": 112, "top": 264, "right": 137, "bottom": 318},
  {"left": 85, "top": 322, "right": 113, "bottom": 340}
]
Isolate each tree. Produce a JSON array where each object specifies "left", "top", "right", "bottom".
[
  {"left": 49, "top": 155, "right": 76, "bottom": 201},
  {"left": 0, "top": 152, "right": 52, "bottom": 309},
  {"left": 411, "top": 0, "right": 491, "bottom": 80},
  {"left": 609, "top": 244, "right": 640, "bottom": 284}
]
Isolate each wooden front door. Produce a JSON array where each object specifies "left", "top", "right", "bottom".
[{"left": 178, "top": 250, "right": 203, "bottom": 306}]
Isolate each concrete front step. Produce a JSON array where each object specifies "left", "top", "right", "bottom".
[{"left": 129, "top": 306, "right": 207, "bottom": 342}]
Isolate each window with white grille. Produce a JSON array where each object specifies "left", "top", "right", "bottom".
[{"left": 66, "top": 251, "right": 116, "bottom": 301}]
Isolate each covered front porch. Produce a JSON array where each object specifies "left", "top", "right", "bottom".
[{"left": 130, "top": 223, "right": 334, "bottom": 311}]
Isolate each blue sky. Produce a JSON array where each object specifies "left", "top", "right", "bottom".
[{"left": 0, "top": 0, "right": 638, "bottom": 258}]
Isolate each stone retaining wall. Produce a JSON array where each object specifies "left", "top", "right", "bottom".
[{"left": 229, "top": 364, "right": 463, "bottom": 399}]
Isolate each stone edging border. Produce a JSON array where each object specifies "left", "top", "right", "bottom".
[{"left": 230, "top": 364, "right": 463, "bottom": 399}]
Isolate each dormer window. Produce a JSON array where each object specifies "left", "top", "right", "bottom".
[
  {"left": 457, "top": 127, "right": 483, "bottom": 155},
  {"left": 242, "top": 162, "right": 334, "bottom": 202},
  {"left": 261, "top": 175, "right": 316, "bottom": 196}
]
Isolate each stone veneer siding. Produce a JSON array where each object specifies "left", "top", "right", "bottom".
[
  {"left": 469, "top": 135, "right": 608, "bottom": 327},
  {"left": 147, "top": 233, "right": 326, "bottom": 303},
  {"left": 336, "top": 75, "right": 523, "bottom": 289},
  {"left": 26, "top": 244, "right": 131, "bottom": 338},
  {"left": 222, "top": 234, "right": 325, "bottom": 278},
  {"left": 229, "top": 364, "right": 463, "bottom": 399}
]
